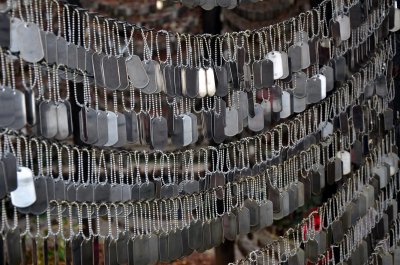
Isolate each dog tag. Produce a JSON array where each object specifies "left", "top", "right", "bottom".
[
  {"left": 93, "top": 110, "right": 108, "bottom": 146},
  {"left": 351, "top": 140, "right": 363, "bottom": 167},
  {"left": 67, "top": 43, "right": 78, "bottom": 70},
  {"left": 210, "top": 218, "right": 223, "bottom": 247},
  {"left": 266, "top": 51, "right": 284, "bottom": 79},
  {"left": 133, "top": 236, "right": 150, "bottom": 265},
  {"left": 17, "top": 22, "right": 44, "bottom": 63},
  {"left": 0, "top": 163, "right": 7, "bottom": 199},
  {"left": 147, "top": 235, "right": 159, "bottom": 264},
  {"left": 198, "top": 68, "right": 207, "bottom": 98},
  {"left": 55, "top": 101, "right": 73, "bottom": 140},
  {"left": 76, "top": 184, "right": 94, "bottom": 202},
  {"left": 94, "top": 183, "right": 111, "bottom": 202},
  {"left": 139, "top": 182, "right": 155, "bottom": 200},
  {"left": 102, "top": 56, "right": 120, "bottom": 91},
  {"left": 182, "top": 114, "right": 193, "bottom": 146},
  {"left": 224, "top": 108, "right": 239, "bottom": 137},
  {"left": 215, "top": 66, "right": 228, "bottom": 96},
  {"left": 259, "top": 200, "right": 273, "bottom": 228},
  {"left": 374, "top": 165, "right": 389, "bottom": 189},
  {"left": 337, "top": 15, "right": 351, "bottom": 41},
  {"left": 261, "top": 59, "right": 274, "bottom": 88},
  {"left": 332, "top": 56, "right": 347, "bottom": 82},
  {"left": 337, "top": 151, "right": 351, "bottom": 175},
  {"left": 248, "top": 103, "right": 264, "bottom": 132},
  {"left": 306, "top": 76, "right": 322, "bottom": 104},
  {"left": 244, "top": 199, "right": 260, "bottom": 228},
  {"left": 305, "top": 239, "right": 319, "bottom": 263},
  {"left": 124, "top": 112, "right": 139, "bottom": 144},
  {"left": 151, "top": 117, "right": 168, "bottom": 150},
  {"left": 168, "top": 230, "right": 183, "bottom": 260},
  {"left": 213, "top": 111, "right": 226, "bottom": 143},
  {"left": 270, "top": 85, "right": 282, "bottom": 112},
  {"left": 206, "top": 67, "right": 216, "bottom": 96},
  {"left": 11, "top": 167, "right": 36, "bottom": 208},
  {"left": 30, "top": 177, "right": 48, "bottom": 215},
  {"left": 2, "top": 153, "right": 17, "bottom": 192},
  {"left": 186, "top": 67, "right": 199, "bottom": 98},
  {"left": 79, "top": 108, "right": 98, "bottom": 144},
  {"left": 280, "top": 90, "right": 292, "bottom": 119},
  {"left": 126, "top": 55, "right": 149, "bottom": 89},
  {"left": 172, "top": 115, "right": 185, "bottom": 147},
  {"left": 288, "top": 44, "right": 302, "bottom": 72},
  {"left": 39, "top": 101, "right": 58, "bottom": 139},
  {"left": 6, "top": 229, "right": 22, "bottom": 265},
  {"left": 104, "top": 112, "right": 118, "bottom": 146},
  {"left": 54, "top": 180, "right": 66, "bottom": 201},
  {"left": 320, "top": 66, "right": 334, "bottom": 92},
  {"left": 116, "top": 57, "right": 129, "bottom": 91},
  {"left": 188, "top": 220, "right": 203, "bottom": 250},
  {"left": 331, "top": 219, "right": 344, "bottom": 243},
  {"left": 223, "top": 213, "right": 237, "bottom": 241},
  {"left": 10, "top": 17, "right": 23, "bottom": 52},
  {"left": 141, "top": 60, "right": 158, "bottom": 94},
  {"left": 163, "top": 64, "right": 175, "bottom": 97},
  {"left": 92, "top": 53, "right": 105, "bottom": 87},
  {"left": 252, "top": 61, "right": 263, "bottom": 89},
  {"left": 383, "top": 108, "right": 394, "bottom": 131},
  {"left": 113, "top": 113, "right": 127, "bottom": 147},
  {"left": 237, "top": 207, "right": 250, "bottom": 235}
]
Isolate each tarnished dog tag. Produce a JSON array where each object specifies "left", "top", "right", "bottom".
[
  {"left": 168, "top": 230, "right": 183, "bottom": 261},
  {"left": 332, "top": 219, "right": 344, "bottom": 243},
  {"left": 237, "top": 207, "right": 250, "bottom": 235},
  {"left": 133, "top": 236, "right": 150, "bottom": 265},
  {"left": 223, "top": 213, "right": 237, "bottom": 241},
  {"left": 188, "top": 220, "right": 203, "bottom": 250},
  {"left": 6, "top": 229, "right": 22, "bottom": 265},
  {"left": 210, "top": 218, "right": 223, "bottom": 247},
  {"left": 259, "top": 200, "right": 273, "bottom": 228},
  {"left": 305, "top": 239, "right": 318, "bottom": 263},
  {"left": 181, "top": 227, "right": 193, "bottom": 257}
]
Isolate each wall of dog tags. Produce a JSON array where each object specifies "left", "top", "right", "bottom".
[{"left": 0, "top": 0, "right": 398, "bottom": 264}]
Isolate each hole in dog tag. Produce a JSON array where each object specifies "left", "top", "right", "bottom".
[
  {"left": 39, "top": 101, "right": 58, "bottom": 139},
  {"left": 30, "top": 177, "right": 48, "bottom": 215},
  {"left": 215, "top": 66, "right": 228, "bottom": 97},
  {"left": 151, "top": 117, "right": 168, "bottom": 150},
  {"left": 266, "top": 51, "right": 284, "bottom": 80},
  {"left": 188, "top": 220, "right": 203, "bottom": 250},
  {"left": 18, "top": 22, "right": 44, "bottom": 63},
  {"left": 126, "top": 55, "right": 149, "bottom": 89},
  {"left": 223, "top": 213, "right": 237, "bottom": 241},
  {"left": 288, "top": 44, "right": 302, "bottom": 72},
  {"left": 94, "top": 183, "right": 111, "bottom": 202},
  {"left": 248, "top": 103, "right": 264, "bottom": 132},
  {"left": 55, "top": 101, "right": 73, "bottom": 140},
  {"left": 11, "top": 167, "right": 36, "bottom": 208},
  {"left": 6, "top": 229, "right": 22, "bottom": 265},
  {"left": 104, "top": 112, "right": 118, "bottom": 146}
]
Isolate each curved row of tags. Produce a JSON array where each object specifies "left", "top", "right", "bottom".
[
  {"left": 0, "top": 138, "right": 395, "bottom": 265},
  {"left": 0, "top": 45, "right": 394, "bottom": 207},
  {"left": 312, "top": 184, "right": 400, "bottom": 265},
  {"left": 1, "top": 8, "right": 393, "bottom": 151},
  {"left": 234, "top": 166, "right": 400, "bottom": 265},
  {"left": 0, "top": 32, "right": 394, "bottom": 158},
  {"left": 6, "top": 0, "right": 393, "bottom": 97},
  {"left": 366, "top": 214, "right": 400, "bottom": 265}
]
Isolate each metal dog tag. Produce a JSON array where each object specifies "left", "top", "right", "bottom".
[
  {"left": 261, "top": 59, "right": 274, "bottom": 87},
  {"left": 248, "top": 103, "right": 264, "bottom": 132},
  {"left": 124, "top": 112, "right": 139, "bottom": 144},
  {"left": 39, "top": 101, "right": 58, "bottom": 139},
  {"left": 30, "top": 177, "right": 48, "bottom": 215},
  {"left": 55, "top": 101, "right": 73, "bottom": 140},
  {"left": 10, "top": 17, "right": 23, "bottom": 52},
  {"left": 113, "top": 113, "right": 128, "bottom": 147},
  {"left": 337, "top": 151, "right": 351, "bottom": 175},
  {"left": 186, "top": 67, "right": 199, "bottom": 98},
  {"left": 151, "top": 117, "right": 168, "bottom": 150},
  {"left": 266, "top": 51, "right": 284, "bottom": 79},
  {"left": 17, "top": 22, "right": 44, "bottom": 63},
  {"left": 280, "top": 90, "right": 292, "bottom": 119},
  {"left": 102, "top": 56, "right": 120, "bottom": 91},
  {"left": 10, "top": 167, "right": 36, "bottom": 208},
  {"left": 215, "top": 66, "right": 228, "bottom": 96},
  {"left": 126, "top": 55, "right": 149, "bottom": 89},
  {"left": 237, "top": 207, "right": 250, "bottom": 235},
  {"left": 288, "top": 44, "right": 302, "bottom": 72},
  {"left": 104, "top": 112, "right": 118, "bottom": 146}
]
